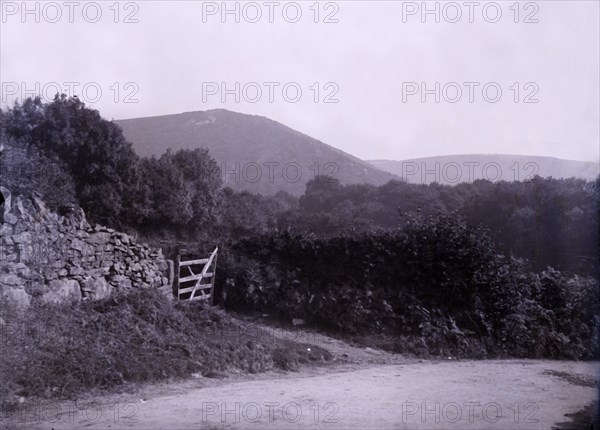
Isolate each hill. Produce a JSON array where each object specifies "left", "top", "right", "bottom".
[
  {"left": 369, "top": 154, "right": 599, "bottom": 185},
  {"left": 116, "top": 110, "right": 397, "bottom": 195}
]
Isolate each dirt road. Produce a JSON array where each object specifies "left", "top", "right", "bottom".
[{"left": 6, "top": 321, "right": 599, "bottom": 430}]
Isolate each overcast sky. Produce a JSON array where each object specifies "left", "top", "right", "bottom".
[{"left": 1, "top": 0, "right": 598, "bottom": 162}]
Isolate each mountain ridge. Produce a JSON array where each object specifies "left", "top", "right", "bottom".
[
  {"left": 115, "top": 109, "right": 398, "bottom": 195},
  {"left": 369, "top": 154, "right": 599, "bottom": 185},
  {"left": 115, "top": 109, "right": 598, "bottom": 193}
]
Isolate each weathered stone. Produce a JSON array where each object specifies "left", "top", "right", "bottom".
[
  {"left": 75, "top": 208, "right": 90, "bottom": 230},
  {"left": 43, "top": 279, "right": 81, "bottom": 303},
  {"left": 0, "top": 224, "right": 13, "bottom": 236},
  {"left": 11, "top": 232, "right": 32, "bottom": 244},
  {"left": 111, "top": 262, "right": 124, "bottom": 274},
  {"left": 88, "top": 268, "right": 105, "bottom": 277},
  {"left": 68, "top": 267, "right": 85, "bottom": 276},
  {"left": 58, "top": 269, "right": 68, "bottom": 277},
  {"left": 87, "top": 232, "right": 111, "bottom": 245},
  {"left": 1, "top": 286, "right": 31, "bottom": 309},
  {"left": 80, "top": 276, "right": 112, "bottom": 300},
  {"left": 70, "top": 239, "right": 83, "bottom": 252},
  {"left": 167, "top": 260, "right": 174, "bottom": 286},
  {"left": 14, "top": 197, "right": 27, "bottom": 218},
  {"left": 1, "top": 186, "right": 12, "bottom": 214},
  {"left": 4, "top": 213, "right": 18, "bottom": 225},
  {"left": 32, "top": 195, "right": 49, "bottom": 215},
  {"left": 11, "top": 262, "right": 28, "bottom": 271},
  {"left": 131, "top": 263, "right": 142, "bottom": 272},
  {"left": 0, "top": 273, "right": 23, "bottom": 286},
  {"left": 67, "top": 257, "right": 81, "bottom": 267},
  {"left": 110, "top": 275, "right": 132, "bottom": 289},
  {"left": 44, "top": 271, "right": 58, "bottom": 281}
]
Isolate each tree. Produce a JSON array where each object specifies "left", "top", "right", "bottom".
[
  {"left": 0, "top": 134, "right": 76, "bottom": 210},
  {"left": 2, "top": 95, "right": 139, "bottom": 226},
  {"left": 131, "top": 148, "right": 222, "bottom": 232}
]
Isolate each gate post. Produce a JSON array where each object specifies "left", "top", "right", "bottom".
[
  {"left": 173, "top": 252, "right": 180, "bottom": 299},
  {"left": 210, "top": 251, "right": 218, "bottom": 305}
]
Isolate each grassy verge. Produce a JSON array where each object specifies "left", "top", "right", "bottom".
[{"left": 0, "top": 290, "right": 333, "bottom": 411}]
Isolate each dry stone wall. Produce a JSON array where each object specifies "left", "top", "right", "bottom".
[{"left": 0, "top": 188, "right": 174, "bottom": 308}]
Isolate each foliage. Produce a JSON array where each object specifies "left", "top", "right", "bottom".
[
  {"left": 282, "top": 176, "right": 600, "bottom": 277},
  {"left": 1, "top": 96, "right": 138, "bottom": 226},
  {"left": 128, "top": 148, "right": 222, "bottom": 231},
  {"left": 220, "top": 214, "right": 600, "bottom": 359},
  {"left": 2, "top": 96, "right": 598, "bottom": 362},
  {"left": 2, "top": 97, "right": 597, "bottom": 277},
  {"left": 0, "top": 134, "right": 76, "bottom": 211}
]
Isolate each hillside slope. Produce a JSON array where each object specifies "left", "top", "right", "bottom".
[
  {"left": 116, "top": 110, "right": 397, "bottom": 195},
  {"left": 369, "top": 154, "right": 599, "bottom": 184}
]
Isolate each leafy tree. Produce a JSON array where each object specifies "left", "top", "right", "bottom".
[
  {"left": 2, "top": 95, "right": 139, "bottom": 226},
  {"left": 0, "top": 134, "right": 76, "bottom": 210},
  {"left": 131, "top": 148, "right": 222, "bottom": 233}
]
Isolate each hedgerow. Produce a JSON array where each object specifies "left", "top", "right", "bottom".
[{"left": 220, "top": 215, "right": 599, "bottom": 359}]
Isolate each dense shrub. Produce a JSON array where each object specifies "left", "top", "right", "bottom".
[
  {"left": 1, "top": 96, "right": 138, "bottom": 226},
  {"left": 220, "top": 215, "right": 600, "bottom": 359},
  {"left": 0, "top": 135, "right": 77, "bottom": 211}
]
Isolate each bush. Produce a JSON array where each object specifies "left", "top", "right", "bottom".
[
  {"left": 0, "top": 135, "right": 76, "bottom": 211},
  {"left": 220, "top": 215, "right": 599, "bottom": 359}
]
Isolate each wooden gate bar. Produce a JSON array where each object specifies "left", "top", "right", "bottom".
[
  {"left": 187, "top": 247, "right": 218, "bottom": 301},
  {"left": 175, "top": 247, "right": 218, "bottom": 304}
]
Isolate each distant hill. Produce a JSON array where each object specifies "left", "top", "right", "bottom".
[
  {"left": 116, "top": 110, "right": 397, "bottom": 195},
  {"left": 369, "top": 154, "right": 599, "bottom": 185}
]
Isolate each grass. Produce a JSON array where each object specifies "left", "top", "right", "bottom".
[{"left": 0, "top": 289, "right": 333, "bottom": 411}]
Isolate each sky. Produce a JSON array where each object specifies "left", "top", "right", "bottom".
[{"left": 1, "top": 0, "right": 599, "bottom": 162}]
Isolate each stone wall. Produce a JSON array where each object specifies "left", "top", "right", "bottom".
[{"left": 0, "top": 188, "right": 174, "bottom": 308}]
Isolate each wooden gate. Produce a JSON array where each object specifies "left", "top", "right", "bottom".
[{"left": 175, "top": 247, "right": 218, "bottom": 303}]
